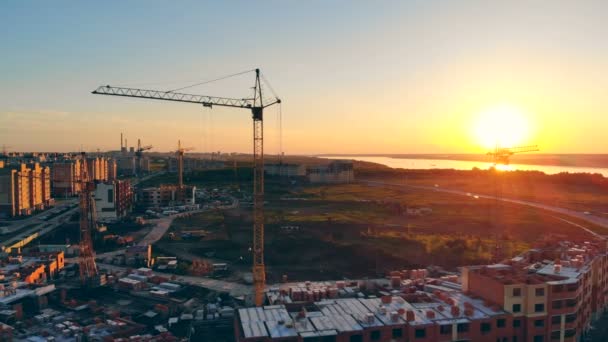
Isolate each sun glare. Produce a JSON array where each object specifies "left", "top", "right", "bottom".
[{"left": 473, "top": 104, "right": 532, "bottom": 150}]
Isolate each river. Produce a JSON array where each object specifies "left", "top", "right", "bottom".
[{"left": 321, "top": 156, "right": 608, "bottom": 177}]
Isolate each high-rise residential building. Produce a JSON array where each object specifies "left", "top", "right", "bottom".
[
  {"left": 28, "top": 163, "right": 52, "bottom": 210},
  {"left": 116, "top": 156, "right": 136, "bottom": 176},
  {"left": 0, "top": 163, "right": 54, "bottom": 217},
  {"left": 108, "top": 158, "right": 117, "bottom": 181},
  {"left": 52, "top": 156, "right": 112, "bottom": 197},
  {"left": 51, "top": 160, "right": 81, "bottom": 196},
  {"left": 86, "top": 156, "right": 108, "bottom": 182}
]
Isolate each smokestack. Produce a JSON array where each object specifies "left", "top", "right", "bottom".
[{"left": 121, "top": 133, "right": 123, "bottom": 150}]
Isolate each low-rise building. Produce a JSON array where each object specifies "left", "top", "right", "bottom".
[
  {"left": 265, "top": 163, "right": 307, "bottom": 177},
  {"left": 167, "top": 157, "right": 225, "bottom": 173},
  {"left": 140, "top": 185, "right": 196, "bottom": 208},
  {"left": 308, "top": 160, "right": 355, "bottom": 184}
]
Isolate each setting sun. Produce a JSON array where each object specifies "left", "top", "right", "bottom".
[{"left": 472, "top": 104, "right": 533, "bottom": 150}]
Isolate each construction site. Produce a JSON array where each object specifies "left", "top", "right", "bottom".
[{"left": 0, "top": 68, "right": 606, "bottom": 342}]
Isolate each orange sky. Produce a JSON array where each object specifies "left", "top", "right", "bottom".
[{"left": 1, "top": 1, "right": 607, "bottom": 154}]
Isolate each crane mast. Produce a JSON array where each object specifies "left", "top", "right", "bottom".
[
  {"left": 252, "top": 72, "right": 265, "bottom": 306},
  {"left": 92, "top": 69, "right": 280, "bottom": 306},
  {"left": 175, "top": 140, "right": 193, "bottom": 203},
  {"left": 78, "top": 153, "right": 98, "bottom": 283}
]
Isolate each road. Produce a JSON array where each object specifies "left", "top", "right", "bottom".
[
  {"left": 364, "top": 180, "right": 608, "bottom": 234},
  {"left": 0, "top": 203, "right": 79, "bottom": 252},
  {"left": 97, "top": 262, "right": 252, "bottom": 297}
]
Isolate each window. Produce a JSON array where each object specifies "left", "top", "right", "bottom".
[
  {"left": 550, "top": 331, "right": 560, "bottom": 340},
  {"left": 415, "top": 329, "right": 426, "bottom": 338},
  {"left": 565, "top": 313, "right": 576, "bottom": 323},
  {"left": 440, "top": 325, "right": 452, "bottom": 335},
  {"left": 481, "top": 322, "right": 492, "bottom": 333},
  {"left": 535, "top": 288, "right": 545, "bottom": 296},
  {"left": 391, "top": 329, "right": 403, "bottom": 338},
  {"left": 533, "top": 336, "right": 544, "bottom": 342},
  {"left": 534, "top": 304, "right": 545, "bottom": 312},
  {"left": 457, "top": 323, "right": 470, "bottom": 333},
  {"left": 512, "top": 288, "right": 522, "bottom": 297},
  {"left": 551, "top": 316, "right": 561, "bottom": 325},
  {"left": 566, "top": 299, "right": 577, "bottom": 307},
  {"left": 350, "top": 335, "right": 363, "bottom": 342},
  {"left": 497, "top": 319, "right": 506, "bottom": 328},
  {"left": 512, "top": 304, "right": 521, "bottom": 313},
  {"left": 534, "top": 319, "right": 545, "bottom": 327},
  {"left": 513, "top": 337, "right": 518, "bottom": 342},
  {"left": 370, "top": 330, "right": 381, "bottom": 341},
  {"left": 564, "top": 329, "right": 576, "bottom": 338},
  {"left": 552, "top": 300, "right": 562, "bottom": 309},
  {"left": 107, "top": 188, "right": 114, "bottom": 202},
  {"left": 513, "top": 319, "right": 521, "bottom": 328}
]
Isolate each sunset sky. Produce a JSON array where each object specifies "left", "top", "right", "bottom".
[{"left": 1, "top": 1, "right": 607, "bottom": 154}]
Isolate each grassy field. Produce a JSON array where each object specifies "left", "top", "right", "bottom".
[
  {"left": 151, "top": 166, "right": 605, "bottom": 282},
  {"left": 358, "top": 167, "right": 608, "bottom": 214}
]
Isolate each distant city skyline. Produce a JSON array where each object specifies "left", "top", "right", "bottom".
[{"left": 1, "top": 1, "right": 607, "bottom": 154}]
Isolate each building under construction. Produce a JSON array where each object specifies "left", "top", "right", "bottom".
[{"left": 235, "top": 239, "right": 608, "bottom": 342}]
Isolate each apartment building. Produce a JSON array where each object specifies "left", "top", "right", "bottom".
[
  {"left": 51, "top": 160, "right": 81, "bottom": 196},
  {"left": 94, "top": 180, "right": 133, "bottom": 222},
  {"left": 108, "top": 158, "right": 118, "bottom": 181},
  {"left": 236, "top": 240, "right": 608, "bottom": 342},
  {"left": 0, "top": 163, "right": 54, "bottom": 217},
  {"left": 462, "top": 240, "right": 608, "bottom": 342},
  {"left": 52, "top": 157, "right": 112, "bottom": 196},
  {"left": 140, "top": 185, "right": 196, "bottom": 208}
]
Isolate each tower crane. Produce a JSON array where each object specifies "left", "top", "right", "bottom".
[
  {"left": 135, "top": 138, "right": 153, "bottom": 177},
  {"left": 487, "top": 145, "right": 539, "bottom": 165},
  {"left": 486, "top": 144, "right": 538, "bottom": 262},
  {"left": 77, "top": 152, "right": 98, "bottom": 283},
  {"left": 92, "top": 69, "right": 280, "bottom": 306},
  {"left": 175, "top": 140, "right": 194, "bottom": 202}
]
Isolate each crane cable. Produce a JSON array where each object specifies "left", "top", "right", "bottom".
[
  {"left": 169, "top": 69, "right": 256, "bottom": 92},
  {"left": 260, "top": 72, "right": 280, "bottom": 100}
]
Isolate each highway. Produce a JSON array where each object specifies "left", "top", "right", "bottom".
[
  {"left": 364, "top": 180, "right": 608, "bottom": 233},
  {"left": 0, "top": 201, "right": 78, "bottom": 252}
]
